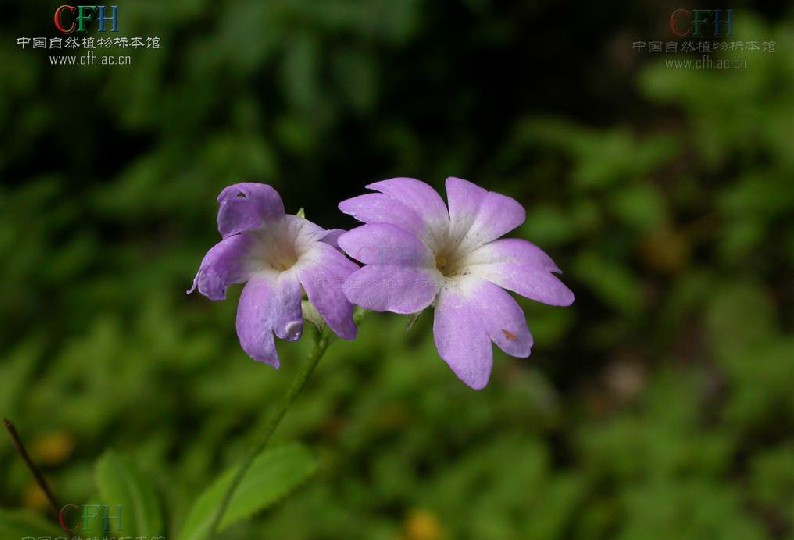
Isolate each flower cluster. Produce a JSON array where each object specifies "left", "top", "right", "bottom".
[{"left": 191, "top": 178, "right": 573, "bottom": 389}]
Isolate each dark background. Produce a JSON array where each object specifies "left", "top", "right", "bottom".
[{"left": 1, "top": 1, "right": 792, "bottom": 539}]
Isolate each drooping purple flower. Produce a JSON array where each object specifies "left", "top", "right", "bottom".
[
  {"left": 338, "top": 177, "right": 574, "bottom": 389},
  {"left": 190, "top": 183, "right": 358, "bottom": 367}
]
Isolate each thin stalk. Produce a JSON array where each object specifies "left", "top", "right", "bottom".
[
  {"left": 207, "top": 326, "right": 334, "bottom": 537},
  {"left": 3, "top": 418, "right": 60, "bottom": 518}
]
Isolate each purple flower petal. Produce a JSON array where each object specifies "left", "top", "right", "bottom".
[
  {"left": 446, "top": 177, "right": 525, "bottom": 254},
  {"left": 188, "top": 233, "right": 255, "bottom": 301},
  {"left": 339, "top": 194, "right": 425, "bottom": 239},
  {"left": 272, "top": 273, "right": 304, "bottom": 342},
  {"left": 343, "top": 265, "right": 440, "bottom": 314},
  {"left": 319, "top": 229, "right": 345, "bottom": 249},
  {"left": 466, "top": 278, "right": 532, "bottom": 358},
  {"left": 366, "top": 178, "right": 449, "bottom": 250},
  {"left": 298, "top": 243, "right": 359, "bottom": 340},
  {"left": 433, "top": 285, "right": 493, "bottom": 389},
  {"left": 338, "top": 223, "right": 434, "bottom": 268},
  {"left": 446, "top": 176, "right": 487, "bottom": 243},
  {"left": 463, "top": 239, "right": 574, "bottom": 306},
  {"left": 217, "top": 183, "right": 285, "bottom": 238},
  {"left": 235, "top": 275, "right": 280, "bottom": 367}
]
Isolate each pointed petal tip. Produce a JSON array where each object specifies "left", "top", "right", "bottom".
[
  {"left": 247, "top": 350, "right": 280, "bottom": 369},
  {"left": 363, "top": 180, "right": 386, "bottom": 192},
  {"left": 445, "top": 175, "right": 475, "bottom": 188},
  {"left": 333, "top": 324, "right": 358, "bottom": 341},
  {"left": 365, "top": 177, "right": 434, "bottom": 195},
  {"left": 512, "top": 344, "right": 532, "bottom": 359},
  {"left": 282, "top": 320, "right": 303, "bottom": 341},
  {"left": 555, "top": 287, "right": 575, "bottom": 307},
  {"left": 461, "top": 371, "right": 490, "bottom": 390}
]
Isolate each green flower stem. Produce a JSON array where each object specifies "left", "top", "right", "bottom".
[
  {"left": 208, "top": 309, "right": 367, "bottom": 538},
  {"left": 207, "top": 326, "right": 333, "bottom": 537}
]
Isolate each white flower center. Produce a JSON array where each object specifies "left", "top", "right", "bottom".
[
  {"left": 246, "top": 217, "right": 312, "bottom": 274},
  {"left": 434, "top": 245, "right": 468, "bottom": 278}
]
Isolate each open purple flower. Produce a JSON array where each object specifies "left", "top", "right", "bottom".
[
  {"left": 338, "top": 177, "right": 574, "bottom": 389},
  {"left": 190, "top": 183, "right": 358, "bottom": 367}
]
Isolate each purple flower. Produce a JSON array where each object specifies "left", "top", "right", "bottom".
[
  {"left": 338, "top": 177, "right": 574, "bottom": 389},
  {"left": 190, "top": 183, "right": 358, "bottom": 367}
]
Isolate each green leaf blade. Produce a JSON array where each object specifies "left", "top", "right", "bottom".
[
  {"left": 95, "top": 450, "right": 164, "bottom": 537},
  {"left": 178, "top": 443, "right": 318, "bottom": 540},
  {"left": 0, "top": 509, "right": 62, "bottom": 538}
]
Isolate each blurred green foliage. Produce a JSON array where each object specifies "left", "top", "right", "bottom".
[{"left": 1, "top": 2, "right": 792, "bottom": 539}]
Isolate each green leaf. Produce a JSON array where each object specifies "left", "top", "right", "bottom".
[
  {"left": 0, "top": 509, "right": 61, "bottom": 538},
  {"left": 178, "top": 443, "right": 318, "bottom": 540},
  {"left": 609, "top": 183, "right": 667, "bottom": 232},
  {"left": 95, "top": 450, "right": 164, "bottom": 537}
]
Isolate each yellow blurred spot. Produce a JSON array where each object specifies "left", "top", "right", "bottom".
[
  {"left": 639, "top": 227, "right": 689, "bottom": 274},
  {"left": 605, "top": 360, "right": 646, "bottom": 403},
  {"left": 375, "top": 404, "right": 410, "bottom": 430},
  {"left": 31, "top": 430, "right": 75, "bottom": 466},
  {"left": 23, "top": 483, "right": 49, "bottom": 512},
  {"left": 404, "top": 508, "right": 443, "bottom": 540}
]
